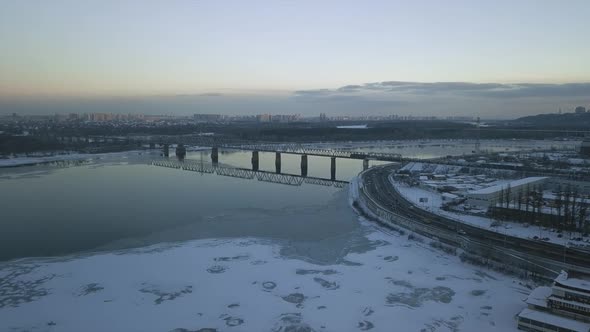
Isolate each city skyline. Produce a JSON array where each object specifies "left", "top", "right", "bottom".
[{"left": 1, "top": 1, "right": 590, "bottom": 118}]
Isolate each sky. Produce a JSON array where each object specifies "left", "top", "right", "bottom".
[{"left": 0, "top": 0, "right": 589, "bottom": 119}]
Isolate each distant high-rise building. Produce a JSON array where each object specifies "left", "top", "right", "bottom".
[
  {"left": 319, "top": 113, "right": 327, "bottom": 122},
  {"left": 575, "top": 106, "right": 586, "bottom": 114}
]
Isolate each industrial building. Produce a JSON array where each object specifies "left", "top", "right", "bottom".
[{"left": 465, "top": 176, "right": 547, "bottom": 208}]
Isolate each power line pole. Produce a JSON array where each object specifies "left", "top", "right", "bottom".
[{"left": 475, "top": 116, "right": 481, "bottom": 154}]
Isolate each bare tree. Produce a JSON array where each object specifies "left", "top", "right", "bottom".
[
  {"left": 578, "top": 204, "right": 587, "bottom": 232},
  {"left": 505, "top": 184, "right": 511, "bottom": 209},
  {"left": 525, "top": 184, "right": 531, "bottom": 213},
  {"left": 563, "top": 186, "right": 571, "bottom": 230},
  {"left": 556, "top": 185, "right": 563, "bottom": 229},
  {"left": 571, "top": 188, "right": 579, "bottom": 230}
]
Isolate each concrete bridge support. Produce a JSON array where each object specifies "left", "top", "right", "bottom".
[
  {"left": 275, "top": 152, "right": 281, "bottom": 173},
  {"left": 301, "top": 154, "right": 308, "bottom": 177},
  {"left": 149, "top": 142, "right": 155, "bottom": 149},
  {"left": 251, "top": 150, "right": 259, "bottom": 171},
  {"left": 211, "top": 147, "right": 219, "bottom": 164},
  {"left": 163, "top": 144, "right": 170, "bottom": 157},
  {"left": 331, "top": 157, "right": 336, "bottom": 181},
  {"left": 363, "top": 159, "right": 369, "bottom": 171},
  {"left": 175, "top": 144, "right": 186, "bottom": 160}
]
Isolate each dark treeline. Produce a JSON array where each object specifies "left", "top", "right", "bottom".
[
  {"left": 0, "top": 135, "right": 66, "bottom": 154},
  {"left": 514, "top": 112, "right": 590, "bottom": 129},
  {"left": 1, "top": 119, "right": 587, "bottom": 154}
]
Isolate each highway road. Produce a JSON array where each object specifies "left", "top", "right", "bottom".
[{"left": 361, "top": 164, "right": 590, "bottom": 271}]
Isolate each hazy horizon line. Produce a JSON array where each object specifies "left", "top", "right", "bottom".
[{"left": 1, "top": 80, "right": 589, "bottom": 120}]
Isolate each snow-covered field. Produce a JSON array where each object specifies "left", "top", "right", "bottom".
[
  {"left": 392, "top": 179, "right": 590, "bottom": 249},
  {"left": 0, "top": 218, "right": 532, "bottom": 332}
]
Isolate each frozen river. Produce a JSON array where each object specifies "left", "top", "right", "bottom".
[{"left": 0, "top": 141, "right": 551, "bottom": 331}]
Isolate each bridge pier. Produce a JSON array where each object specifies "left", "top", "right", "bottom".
[
  {"left": 331, "top": 157, "right": 336, "bottom": 181},
  {"left": 275, "top": 152, "right": 281, "bottom": 173},
  {"left": 175, "top": 144, "right": 186, "bottom": 160},
  {"left": 301, "top": 154, "right": 308, "bottom": 177},
  {"left": 252, "top": 150, "right": 259, "bottom": 171},
  {"left": 149, "top": 142, "right": 155, "bottom": 149},
  {"left": 363, "top": 158, "right": 369, "bottom": 171},
  {"left": 163, "top": 144, "right": 170, "bottom": 157},
  {"left": 211, "top": 147, "right": 219, "bottom": 164}
]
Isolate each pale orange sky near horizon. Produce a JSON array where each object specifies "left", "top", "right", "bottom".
[{"left": 1, "top": 1, "right": 589, "bottom": 118}]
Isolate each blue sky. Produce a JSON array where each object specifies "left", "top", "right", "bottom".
[{"left": 1, "top": 0, "right": 589, "bottom": 118}]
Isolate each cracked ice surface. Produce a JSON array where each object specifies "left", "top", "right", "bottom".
[{"left": 0, "top": 217, "right": 530, "bottom": 332}]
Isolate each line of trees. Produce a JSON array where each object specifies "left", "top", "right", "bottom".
[{"left": 493, "top": 184, "right": 589, "bottom": 233}]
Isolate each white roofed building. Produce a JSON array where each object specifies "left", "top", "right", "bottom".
[
  {"left": 517, "top": 271, "right": 590, "bottom": 331},
  {"left": 466, "top": 176, "right": 547, "bottom": 208}
]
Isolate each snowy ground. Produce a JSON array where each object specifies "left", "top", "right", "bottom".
[
  {"left": 0, "top": 217, "right": 533, "bottom": 332},
  {"left": 392, "top": 179, "right": 590, "bottom": 249}
]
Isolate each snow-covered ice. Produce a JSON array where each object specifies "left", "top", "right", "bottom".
[
  {"left": 0, "top": 150, "right": 157, "bottom": 168},
  {"left": 0, "top": 217, "right": 532, "bottom": 332}
]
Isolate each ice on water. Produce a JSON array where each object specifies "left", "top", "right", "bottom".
[{"left": 0, "top": 217, "right": 530, "bottom": 332}]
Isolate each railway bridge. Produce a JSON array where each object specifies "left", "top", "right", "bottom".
[
  {"left": 152, "top": 159, "right": 349, "bottom": 188},
  {"left": 148, "top": 136, "right": 404, "bottom": 181}
]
